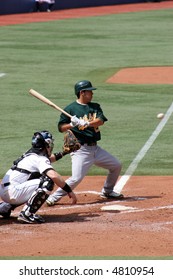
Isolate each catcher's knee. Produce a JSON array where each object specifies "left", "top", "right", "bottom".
[
  {"left": 27, "top": 188, "right": 49, "bottom": 214},
  {"left": 24, "top": 176, "right": 54, "bottom": 215},
  {"left": 39, "top": 175, "right": 54, "bottom": 195}
]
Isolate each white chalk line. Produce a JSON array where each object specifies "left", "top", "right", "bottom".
[
  {"left": 46, "top": 191, "right": 145, "bottom": 211},
  {"left": 118, "top": 204, "right": 173, "bottom": 214},
  {"left": 0, "top": 73, "right": 6, "bottom": 78},
  {"left": 11, "top": 190, "right": 173, "bottom": 217},
  {"left": 10, "top": 190, "right": 131, "bottom": 216},
  {"left": 10, "top": 204, "right": 173, "bottom": 219},
  {"left": 43, "top": 197, "right": 173, "bottom": 217},
  {"left": 50, "top": 197, "right": 173, "bottom": 214},
  {"left": 114, "top": 102, "right": 173, "bottom": 193}
]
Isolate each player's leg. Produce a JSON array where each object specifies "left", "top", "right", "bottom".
[
  {"left": 18, "top": 175, "right": 54, "bottom": 224},
  {"left": 94, "top": 146, "right": 123, "bottom": 199},
  {"left": 35, "top": 0, "right": 41, "bottom": 12},
  {"left": 46, "top": 146, "right": 94, "bottom": 205}
]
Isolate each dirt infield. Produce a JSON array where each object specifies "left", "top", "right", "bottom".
[
  {"left": 1, "top": 176, "right": 173, "bottom": 257},
  {"left": 1, "top": 1, "right": 173, "bottom": 258},
  {"left": 1, "top": 1, "right": 173, "bottom": 26},
  {"left": 107, "top": 66, "right": 173, "bottom": 84}
]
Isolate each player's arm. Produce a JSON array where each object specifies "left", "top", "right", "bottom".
[
  {"left": 58, "top": 117, "right": 104, "bottom": 132},
  {"left": 45, "top": 169, "right": 77, "bottom": 204},
  {"left": 58, "top": 122, "right": 73, "bottom": 132},
  {"left": 87, "top": 118, "right": 104, "bottom": 128},
  {"left": 49, "top": 151, "right": 68, "bottom": 163}
]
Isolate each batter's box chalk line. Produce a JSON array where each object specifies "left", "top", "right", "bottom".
[
  {"left": 114, "top": 101, "right": 173, "bottom": 193},
  {"left": 11, "top": 202, "right": 173, "bottom": 217},
  {"left": 9, "top": 190, "right": 173, "bottom": 216}
]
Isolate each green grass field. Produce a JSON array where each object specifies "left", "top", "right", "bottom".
[{"left": 1, "top": 8, "right": 173, "bottom": 177}]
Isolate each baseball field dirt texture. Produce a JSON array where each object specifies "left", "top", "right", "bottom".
[{"left": 1, "top": 1, "right": 173, "bottom": 258}]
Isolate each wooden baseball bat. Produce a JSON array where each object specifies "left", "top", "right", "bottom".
[{"left": 29, "top": 89, "right": 72, "bottom": 118}]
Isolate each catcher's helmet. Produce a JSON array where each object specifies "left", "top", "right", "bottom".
[
  {"left": 32, "top": 130, "right": 54, "bottom": 150},
  {"left": 74, "top": 80, "right": 96, "bottom": 96}
]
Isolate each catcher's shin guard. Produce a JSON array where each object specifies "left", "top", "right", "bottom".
[{"left": 24, "top": 175, "right": 54, "bottom": 215}]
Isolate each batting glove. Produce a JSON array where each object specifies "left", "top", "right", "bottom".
[{"left": 70, "top": 115, "right": 80, "bottom": 127}]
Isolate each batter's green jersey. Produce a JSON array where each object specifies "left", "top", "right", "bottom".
[{"left": 58, "top": 101, "right": 108, "bottom": 144}]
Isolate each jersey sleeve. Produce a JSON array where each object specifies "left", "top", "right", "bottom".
[
  {"left": 95, "top": 103, "right": 108, "bottom": 122},
  {"left": 37, "top": 156, "right": 54, "bottom": 174},
  {"left": 58, "top": 103, "right": 73, "bottom": 127}
]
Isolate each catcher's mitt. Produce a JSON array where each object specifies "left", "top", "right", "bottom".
[{"left": 63, "top": 130, "right": 81, "bottom": 154}]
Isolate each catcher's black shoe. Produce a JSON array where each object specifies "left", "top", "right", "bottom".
[
  {"left": 0, "top": 210, "right": 11, "bottom": 218},
  {"left": 17, "top": 211, "right": 45, "bottom": 224},
  {"left": 0, "top": 202, "right": 12, "bottom": 218},
  {"left": 0, "top": 212, "right": 11, "bottom": 218},
  {"left": 100, "top": 191, "right": 124, "bottom": 200}
]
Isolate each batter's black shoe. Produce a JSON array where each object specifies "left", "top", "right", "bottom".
[
  {"left": 100, "top": 191, "right": 124, "bottom": 200},
  {"left": 17, "top": 211, "right": 45, "bottom": 224}
]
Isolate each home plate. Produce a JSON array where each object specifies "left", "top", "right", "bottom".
[{"left": 101, "top": 205, "right": 137, "bottom": 211}]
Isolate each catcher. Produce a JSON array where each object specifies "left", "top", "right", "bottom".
[
  {"left": 46, "top": 80, "right": 124, "bottom": 206},
  {"left": 0, "top": 130, "right": 78, "bottom": 223}
]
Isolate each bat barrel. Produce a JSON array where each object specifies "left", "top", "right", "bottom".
[{"left": 29, "top": 89, "right": 72, "bottom": 118}]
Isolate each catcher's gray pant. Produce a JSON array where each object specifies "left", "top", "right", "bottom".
[{"left": 48, "top": 144, "right": 122, "bottom": 203}]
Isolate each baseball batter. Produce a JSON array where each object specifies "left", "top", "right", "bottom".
[
  {"left": 0, "top": 130, "right": 77, "bottom": 223},
  {"left": 46, "top": 80, "right": 123, "bottom": 206}
]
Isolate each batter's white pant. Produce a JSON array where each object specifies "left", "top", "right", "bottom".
[{"left": 49, "top": 145, "right": 122, "bottom": 202}]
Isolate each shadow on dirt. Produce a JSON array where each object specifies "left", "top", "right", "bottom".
[
  {"left": 44, "top": 212, "right": 100, "bottom": 223},
  {"left": 57, "top": 195, "right": 162, "bottom": 205},
  {"left": 0, "top": 216, "right": 17, "bottom": 225},
  {"left": 0, "top": 212, "right": 100, "bottom": 225},
  {"left": 0, "top": 195, "right": 162, "bottom": 225},
  {"left": 123, "top": 195, "right": 162, "bottom": 201}
]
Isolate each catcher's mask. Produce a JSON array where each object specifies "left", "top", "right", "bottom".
[
  {"left": 32, "top": 131, "right": 54, "bottom": 151},
  {"left": 74, "top": 80, "right": 96, "bottom": 96}
]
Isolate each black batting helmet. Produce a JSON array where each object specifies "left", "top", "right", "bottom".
[
  {"left": 74, "top": 80, "right": 97, "bottom": 96},
  {"left": 32, "top": 131, "right": 54, "bottom": 150}
]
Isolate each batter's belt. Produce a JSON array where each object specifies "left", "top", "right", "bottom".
[{"left": 80, "top": 142, "right": 97, "bottom": 146}]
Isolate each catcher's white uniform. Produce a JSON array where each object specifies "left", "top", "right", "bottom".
[
  {"left": 0, "top": 130, "right": 77, "bottom": 223},
  {"left": 0, "top": 152, "right": 53, "bottom": 205}
]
